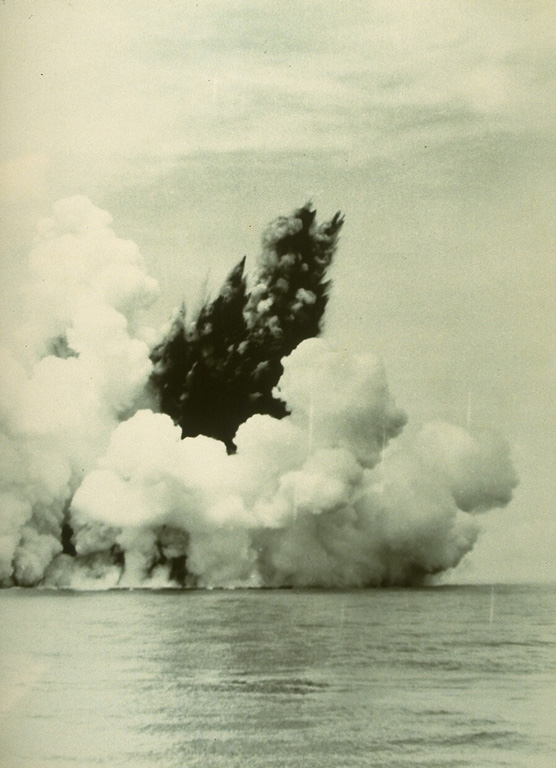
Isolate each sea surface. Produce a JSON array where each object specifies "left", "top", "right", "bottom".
[{"left": 0, "top": 585, "right": 554, "bottom": 768}]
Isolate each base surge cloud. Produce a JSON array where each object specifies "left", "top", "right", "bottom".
[{"left": 0, "top": 197, "right": 518, "bottom": 588}]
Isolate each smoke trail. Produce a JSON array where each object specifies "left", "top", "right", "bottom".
[{"left": 0, "top": 197, "right": 518, "bottom": 588}]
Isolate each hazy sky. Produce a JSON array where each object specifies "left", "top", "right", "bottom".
[{"left": 1, "top": 0, "right": 555, "bottom": 582}]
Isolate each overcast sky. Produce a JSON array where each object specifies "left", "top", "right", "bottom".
[{"left": 1, "top": 0, "right": 555, "bottom": 582}]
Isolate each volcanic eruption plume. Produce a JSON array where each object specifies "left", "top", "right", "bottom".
[
  {"left": 149, "top": 204, "right": 344, "bottom": 451},
  {"left": 0, "top": 197, "right": 518, "bottom": 589}
]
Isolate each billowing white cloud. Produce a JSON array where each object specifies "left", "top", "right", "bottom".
[
  {"left": 0, "top": 197, "right": 159, "bottom": 585},
  {"left": 0, "top": 198, "right": 518, "bottom": 588}
]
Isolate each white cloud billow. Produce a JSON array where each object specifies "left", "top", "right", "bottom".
[{"left": 0, "top": 198, "right": 518, "bottom": 589}]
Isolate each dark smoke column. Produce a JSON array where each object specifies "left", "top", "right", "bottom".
[{"left": 150, "top": 205, "right": 344, "bottom": 450}]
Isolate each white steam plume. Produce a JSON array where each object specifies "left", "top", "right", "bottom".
[
  {"left": 0, "top": 198, "right": 518, "bottom": 588},
  {"left": 0, "top": 197, "right": 159, "bottom": 585}
]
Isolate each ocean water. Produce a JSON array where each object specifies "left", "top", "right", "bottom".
[{"left": 0, "top": 585, "right": 554, "bottom": 768}]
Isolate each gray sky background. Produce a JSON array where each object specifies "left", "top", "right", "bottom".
[{"left": 1, "top": 0, "right": 554, "bottom": 582}]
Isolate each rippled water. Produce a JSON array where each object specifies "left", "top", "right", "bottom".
[{"left": 1, "top": 585, "right": 555, "bottom": 767}]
